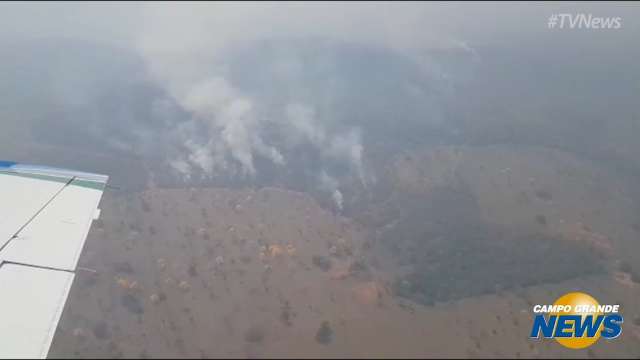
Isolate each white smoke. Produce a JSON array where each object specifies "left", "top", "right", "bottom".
[
  {"left": 319, "top": 170, "right": 343, "bottom": 212},
  {"left": 133, "top": 3, "right": 477, "bottom": 186},
  {"left": 285, "top": 103, "right": 326, "bottom": 147},
  {"left": 169, "top": 158, "right": 192, "bottom": 182},
  {"left": 332, "top": 189, "right": 344, "bottom": 213},
  {"left": 326, "top": 129, "right": 366, "bottom": 187},
  {"left": 284, "top": 103, "right": 366, "bottom": 186},
  {"left": 164, "top": 78, "right": 369, "bottom": 186},
  {"left": 168, "top": 77, "right": 284, "bottom": 177}
]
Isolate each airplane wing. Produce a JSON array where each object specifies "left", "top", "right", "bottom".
[{"left": 0, "top": 161, "right": 108, "bottom": 359}]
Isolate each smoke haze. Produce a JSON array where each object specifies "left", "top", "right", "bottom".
[{"left": 0, "top": 2, "right": 639, "bottom": 200}]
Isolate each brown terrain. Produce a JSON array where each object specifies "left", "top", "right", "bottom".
[{"left": 49, "top": 145, "right": 640, "bottom": 358}]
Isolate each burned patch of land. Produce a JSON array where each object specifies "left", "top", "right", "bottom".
[
  {"left": 375, "top": 185, "right": 605, "bottom": 305},
  {"left": 392, "top": 230, "right": 604, "bottom": 305}
]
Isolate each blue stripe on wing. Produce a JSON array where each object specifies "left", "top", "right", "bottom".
[
  {"left": 0, "top": 161, "right": 17, "bottom": 168},
  {"left": 0, "top": 161, "right": 107, "bottom": 183}
]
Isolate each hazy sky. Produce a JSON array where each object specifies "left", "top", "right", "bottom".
[
  {"left": 1, "top": 2, "right": 637, "bottom": 47},
  {"left": 1, "top": 2, "right": 638, "bottom": 193}
]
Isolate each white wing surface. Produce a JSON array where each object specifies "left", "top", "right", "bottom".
[{"left": 0, "top": 161, "right": 108, "bottom": 359}]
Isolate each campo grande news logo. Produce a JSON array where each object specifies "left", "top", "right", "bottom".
[{"left": 530, "top": 292, "right": 623, "bottom": 349}]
